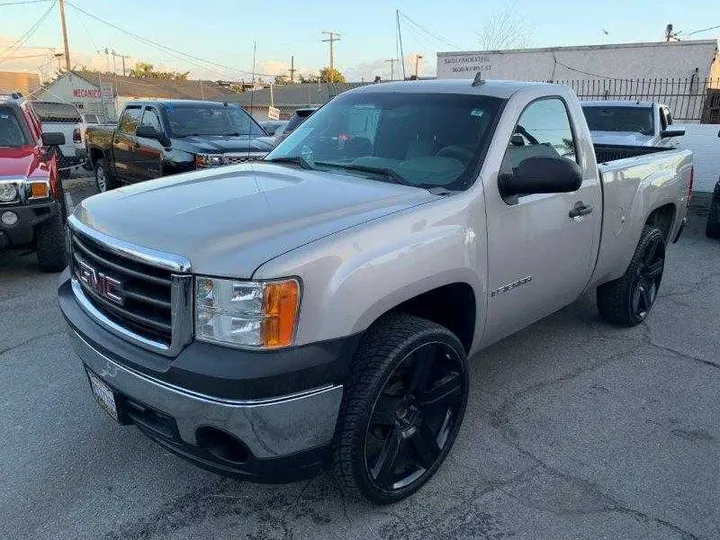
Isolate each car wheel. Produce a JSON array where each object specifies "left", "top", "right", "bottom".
[
  {"left": 705, "top": 196, "right": 720, "bottom": 239},
  {"left": 94, "top": 158, "right": 117, "bottom": 193},
  {"left": 335, "top": 313, "right": 469, "bottom": 504},
  {"left": 36, "top": 209, "right": 68, "bottom": 272},
  {"left": 597, "top": 226, "right": 665, "bottom": 326}
]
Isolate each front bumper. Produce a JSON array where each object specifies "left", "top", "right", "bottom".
[
  {"left": 59, "top": 273, "right": 357, "bottom": 481},
  {"left": 0, "top": 200, "right": 58, "bottom": 247}
]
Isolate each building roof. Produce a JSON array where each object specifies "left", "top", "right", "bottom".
[
  {"left": 72, "top": 71, "right": 237, "bottom": 101},
  {"left": 226, "top": 82, "right": 371, "bottom": 107},
  {"left": 437, "top": 39, "right": 719, "bottom": 57}
]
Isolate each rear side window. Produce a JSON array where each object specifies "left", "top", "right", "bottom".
[
  {"left": 501, "top": 98, "right": 577, "bottom": 175},
  {"left": 119, "top": 107, "right": 143, "bottom": 135},
  {"left": 0, "top": 106, "right": 28, "bottom": 147},
  {"left": 32, "top": 101, "right": 82, "bottom": 123}
]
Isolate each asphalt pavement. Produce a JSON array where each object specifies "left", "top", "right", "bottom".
[{"left": 1, "top": 178, "right": 718, "bottom": 540}]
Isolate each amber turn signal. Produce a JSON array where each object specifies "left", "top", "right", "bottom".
[
  {"left": 29, "top": 181, "right": 50, "bottom": 199},
  {"left": 262, "top": 279, "right": 300, "bottom": 348}
]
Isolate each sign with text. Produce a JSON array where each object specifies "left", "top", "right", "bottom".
[{"left": 268, "top": 106, "right": 280, "bottom": 120}]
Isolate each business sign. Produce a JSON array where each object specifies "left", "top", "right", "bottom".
[
  {"left": 71, "top": 84, "right": 114, "bottom": 100},
  {"left": 268, "top": 106, "right": 280, "bottom": 120}
]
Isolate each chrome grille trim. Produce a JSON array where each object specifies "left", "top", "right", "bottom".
[{"left": 68, "top": 216, "right": 192, "bottom": 273}]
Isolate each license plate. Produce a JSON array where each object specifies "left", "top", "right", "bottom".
[{"left": 87, "top": 370, "right": 118, "bottom": 422}]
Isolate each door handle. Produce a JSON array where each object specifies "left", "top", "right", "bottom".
[{"left": 569, "top": 202, "right": 593, "bottom": 218}]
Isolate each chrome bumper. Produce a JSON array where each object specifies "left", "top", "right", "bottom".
[{"left": 68, "top": 328, "right": 343, "bottom": 459}]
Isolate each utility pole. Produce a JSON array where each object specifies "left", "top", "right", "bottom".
[
  {"left": 384, "top": 58, "right": 398, "bottom": 81},
  {"left": 321, "top": 31, "right": 341, "bottom": 83},
  {"left": 396, "top": 10, "right": 406, "bottom": 80},
  {"left": 289, "top": 55, "right": 296, "bottom": 83},
  {"left": 58, "top": 0, "right": 71, "bottom": 71},
  {"left": 109, "top": 50, "right": 128, "bottom": 76},
  {"left": 414, "top": 54, "right": 423, "bottom": 79}
]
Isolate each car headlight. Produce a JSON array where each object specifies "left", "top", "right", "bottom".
[
  {"left": 0, "top": 183, "right": 18, "bottom": 202},
  {"left": 195, "top": 153, "right": 225, "bottom": 168},
  {"left": 195, "top": 277, "right": 300, "bottom": 348}
]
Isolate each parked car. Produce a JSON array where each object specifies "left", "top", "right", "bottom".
[
  {"left": 274, "top": 107, "right": 317, "bottom": 144},
  {"left": 85, "top": 100, "right": 274, "bottom": 192},
  {"left": 59, "top": 80, "right": 692, "bottom": 504},
  {"left": 259, "top": 120, "right": 288, "bottom": 136},
  {"left": 31, "top": 100, "right": 84, "bottom": 177},
  {"left": 582, "top": 100, "right": 685, "bottom": 148},
  {"left": 0, "top": 94, "right": 68, "bottom": 271}
]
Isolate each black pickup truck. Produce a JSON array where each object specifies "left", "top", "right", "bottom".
[{"left": 85, "top": 100, "right": 273, "bottom": 192}]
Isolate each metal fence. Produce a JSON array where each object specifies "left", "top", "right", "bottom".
[
  {"left": 248, "top": 78, "right": 720, "bottom": 125},
  {"left": 557, "top": 77, "right": 720, "bottom": 123}
]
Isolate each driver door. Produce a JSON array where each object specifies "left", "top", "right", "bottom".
[{"left": 482, "top": 97, "right": 600, "bottom": 345}]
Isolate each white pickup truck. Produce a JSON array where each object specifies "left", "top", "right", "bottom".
[
  {"left": 582, "top": 100, "right": 685, "bottom": 147},
  {"left": 59, "top": 79, "right": 693, "bottom": 504}
]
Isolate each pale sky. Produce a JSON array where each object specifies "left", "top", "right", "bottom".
[{"left": 0, "top": 0, "right": 717, "bottom": 82}]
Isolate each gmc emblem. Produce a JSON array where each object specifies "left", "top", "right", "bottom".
[{"left": 78, "top": 260, "right": 124, "bottom": 305}]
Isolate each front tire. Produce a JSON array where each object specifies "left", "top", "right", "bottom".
[
  {"left": 36, "top": 209, "right": 68, "bottom": 272},
  {"left": 335, "top": 314, "right": 469, "bottom": 504},
  {"left": 597, "top": 226, "right": 666, "bottom": 326}
]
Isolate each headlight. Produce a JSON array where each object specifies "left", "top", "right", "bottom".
[
  {"left": 0, "top": 183, "right": 18, "bottom": 202},
  {"left": 195, "top": 153, "right": 225, "bottom": 168},
  {"left": 195, "top": 277, "right": 300, "bottom": 348}
]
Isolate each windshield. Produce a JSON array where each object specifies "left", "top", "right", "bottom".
[
  {"left": 0, "top": 106, "right": 28, "bottom": 147},
  {"left": 166, "top": 105, "right": 265, "bottom": 137},
  {"left": 267, "top": 92, "right": 504, "bottom": 190},
  {"left": 582, "top": 106, "right": 654, "bottom": 136}
]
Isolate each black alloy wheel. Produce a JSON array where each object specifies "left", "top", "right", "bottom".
[
  {"left": 629, "top": 232, "right": 665, "bottom": 322},
  {"left": 364, "top": 341, "right": 466, "bottom": 491},
  {"left": 335, "top": 314, "right": 470, "bottom": 504}
]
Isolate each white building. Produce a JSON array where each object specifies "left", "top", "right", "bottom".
[{"left": 437, "top": 40, "right": 719, "bottom": 82}]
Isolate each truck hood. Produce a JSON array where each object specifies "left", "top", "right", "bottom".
[
  {"left": 589, "top": 131, "right": 655, "bottom": 146},
  {"left": 175, "top": 134, "right": 274, "bottom": 153},
  {"left": 0, "top": 146, "right": 45, "bottom": 178},
  {"left": 75, "top": 162, "right": 436, "bottom": 277}
]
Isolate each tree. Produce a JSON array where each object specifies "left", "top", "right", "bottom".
[
  {"left": 128, "top": 62, "right": 190, "bottom": 80},
  {"left": 319, "top": 67, "right": 346, "bottom": 83},
  {"left": 274, "top": 74, "right": 289, "bottom": 85},
  {"left": 477, "top": 1, "right": 531, "bottom": 50},
  {"left": 299, "top": 73, "right": 320, "bottom": 84}
]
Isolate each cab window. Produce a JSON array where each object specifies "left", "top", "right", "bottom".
[
  {"left": 501, "top": 98, "right": 577, "bottom": 176},
  {"left": 119, "top": 106, "right": 143, "bottom": 135}
]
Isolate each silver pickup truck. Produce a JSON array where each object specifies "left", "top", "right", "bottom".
[{"left": 58, "top": 79, "right": 692, "bottom": 504}]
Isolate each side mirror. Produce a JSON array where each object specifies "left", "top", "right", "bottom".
[
  {"left": 499, "top": 156, "right": 583, "bottom": 202},
  {"left": 661, "top": 127, "right": 685, "bottom": 138},
  {"left": 41, "top": 132, "right": 65, "bottom": 146}
]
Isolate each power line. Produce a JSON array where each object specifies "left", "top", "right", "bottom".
[
  {"left": 398, "top": 11, "right": 463, "bottom": 51},
  {"left": 685, "top": 24, "right": 720, "bottom": 36},
  {"left": 0, "top": 0, "right": 56, "bottom": 65},
  {"left": 73, "top": 4, "right": 100, "bottom": 54},
  {"left": 0, "top": 0, "right": 50, "bottom": 5},
  {"left": 65, "top": 1, "right": 275, "bottom": 78},
  {"left": 553, "top": 57, "right": 616, "bottom": 80}
]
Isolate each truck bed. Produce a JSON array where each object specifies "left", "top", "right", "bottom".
[{"left": 593, "top": 144, "right": 672, "bottom": 164}]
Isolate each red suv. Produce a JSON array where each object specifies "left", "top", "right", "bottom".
[{"left": 0, "top": 93, "right": 68, "bottom": 271}]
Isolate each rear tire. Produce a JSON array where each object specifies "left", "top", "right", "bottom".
[
  {"left": 94, "top": 158, "right": 118, "bottom": 193},
  {"left": 597, "top": 226, "right": 665, "bottom": 326},
  {"left": 334, "top": 313, "right": 469, "bottom": 504},
  {"left": 36, "top": 209, "right": 68, "bottom": 273}
]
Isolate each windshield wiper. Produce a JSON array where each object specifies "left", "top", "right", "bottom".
[
  {"left": 264, "top": 155, "right": 315, "bottom": 170},
  {"left": 314, "top": 162, "right": 409, "bottom": 185}
]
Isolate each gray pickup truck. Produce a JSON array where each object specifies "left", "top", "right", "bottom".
[{"left": 59, "top": 79, "right": 692, "bottom": 504}]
